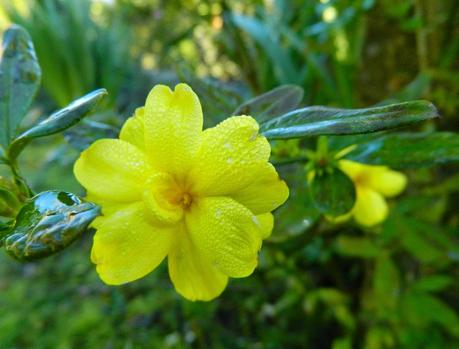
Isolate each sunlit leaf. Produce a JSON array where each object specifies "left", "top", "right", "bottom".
[
  {"left": 346, "top": 132, "right": 459, "bottom": 168},
  {"left": 261, "top": 100, "right": 438, "bottom": 139},
  {"left": 310, "top": 169, "right": 355, "bottom": 216},
  {"left": 0, "top": 25, "right": 41, "bottom": 148},
  {"left": 0, "top": 187, "right": 21, "bottom": 217},
  {"left": 233, "top": 85, "right": 303, "bottom": 123},
  {"left": 3, "top": 190, "right": 100, "bottom": 261},
  {"left": 7, "top": 88, "right": 107, "bottom": 159}
]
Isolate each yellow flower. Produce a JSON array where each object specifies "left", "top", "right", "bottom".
[
  {"left": 73, "top": 84, "right": 289, "bottom": 301},
  {"left": 335, "top": 160, "right": 407, "bottom": 227}
]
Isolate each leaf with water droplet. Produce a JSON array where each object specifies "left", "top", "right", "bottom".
[
  {"left": 261, "top": 101, "right": 438, "bottom": 139},
  {"left": 0, "top": 25, "right": 41, "bottom": 149},
  {"left": 3, "top": 190, "right": 100, "bottom": 261},
  {"left": 7, "top": 88, "right": 107, "bottom": 159},
  {"left": 310, "top": 168, "right": 356, "bottom": 216}
]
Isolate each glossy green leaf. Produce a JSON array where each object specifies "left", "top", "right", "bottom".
[
  {"left": 335, "top": 236, "right": 380, "bottom": 259},
  {"left": 64, "top": 119, "right": 118, "bottom": 151},
  {"left": 0, "top": 25, "right": 41, "bottom": 149},
  {"left": 260, "top": 100, "right": 438, "bottom": 139},
  {"left": 310, "top": 169, "right": 356, "bottom": 216},
  {"left": 3, "top": 190, "right": 100, "bottom": 261},
  {"left": 7, "top": 88, "right": 107, "bottom": 160},
  {"left": 233, "top": 85, "right": 304, "bottom": 123},
  {"left": 346, "top": 132, "right": 459, "bottom": 168}
]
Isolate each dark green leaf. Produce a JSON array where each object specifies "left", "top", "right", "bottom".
[
  {"left": 0, "top": 25, "right": 41, "bottom": 148},
  {"left": 398, "top": 222, "right": 447, "bottom": 264},
  {"left": 310, "top": 169, "right": 356, "bottom": 216},
  {"left": 272, "top": 170, "right": 320, "bottom": 242},
  {"left": 7, "top": 88, "right": 107, "bottom": 159},
  {"left": 335, "top": 237, "right": 380, "bottom": 259},
  {"left": 346, "top": 132, "right": 459, "bottom": 168},
  {"left": 374, "top": 254, "right": 400, "bottom": 308},
  {"left": 412, "top": 275, "right": 454, "bottom": 292},
  {"left": 233, "top": 85, "right": 303, "bottom": 123},
  {"left": 3, "top": 190, "right": 100, "bottom": 261},
  {"left": 402, "top": 292, "right": 459, "bottom": 336},
  {"left": 260, "top": 100, "right": 438, "bottom": 139},
  {"left": 64, "top": 119, "right": 118, "bottom": 151}
]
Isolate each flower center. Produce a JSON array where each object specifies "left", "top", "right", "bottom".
[
  {"left": 354, "top": 173, "right": 369, "bottom": 187},
  {"left": 168, "top": 189, "right": 193, "bottom": 210},
  {"left": 143, "top": 173, "right": 196, "bottom": 225}
]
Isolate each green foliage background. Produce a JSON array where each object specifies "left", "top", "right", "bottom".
[{"left": 1, "top": 0, "right": 459, "bottom": 348}]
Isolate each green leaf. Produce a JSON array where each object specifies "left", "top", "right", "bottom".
[
  {"left": 231, "top": 14, "right": 300, "bottom": 85},
  {"left": 64, "top": 119, "right": 118, "bottom": 151},
  {"left": 0, "top": 187, "right": 21, "bottom": 217},
  {"left": 402, "top": 292, "right": 459, "bottom": 336},
  {"left": 335, "top": 236, "right": 380, "bottom": 259},
  {"left": 412, "top": 275, "right": 454, "bottom": 292},
  {"left": 0, "top": 25, "right": 41, "bottom": 149},
  {"left": 346, "top": 132, "right": 459, "bottom": 168},
  {"left": 7, "top": 88, "right": 107, "bottom": 160},
  {"left": 332, "top": 337, "right": 352, "bottom": 349},
  {"left": 373, "top": 254, "right": 400, "bottom": 308},
  {"left": 3, "top": 190, "right": 100, "bottom": 261},
  {"left": 272, "top": 175, "right": 320, "bottom": 242},
  {"left": 233, "top": 85, "right": 303, "bottom": 123},
  {"left": 310, "top": 169, "right": 356, "bottom": 216},
  {"left": 0, "top": 220, "right": 14, "bottom": 247},
  {"left": 260, "top": 100, "right": 438, "bottom": 139},
  {"left": 399, "top": 225, "right": 445, "bottom": 264}
]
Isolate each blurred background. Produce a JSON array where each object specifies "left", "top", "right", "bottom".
[{"left": 0, "top": 0, "right": 459, "bottom": 348}]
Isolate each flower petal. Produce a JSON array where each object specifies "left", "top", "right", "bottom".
[
  {"left": 353, "top": 187, "right": 388, "bottom": 227},
  {"left": 256, "top": 213, "right": 274, "bottom": 239},
  {"left": 186, "top": 196, "right": 262, "bottom": 278},
  {"left": 119, "top": 107, "right": 145, "bottom": 151},
  {"left": 91, "top": 202, "right": 173, "bottom": 285},
  {"left": 168, "top": 229, "right": 228, "bottom": 301},
  {"left": 340, "top": 160, "right": 407, "bottom": 198},
  {"left": 231, "top": 163, "right": 289, "bottom": 215},
  {"left": 339, "top": 159, "right": 366, "bottom": 180},
  {"left": 74, "top": 139, "right": 151, "bottom": 202},
  {"left": 367, "top": 169, "right": 407, "bottom": 197},
  {"left": 144, "top": 84, "right": 203, "bottom": 176},
  {"left": 191, "top": 115, "right": 270, "bottom": 196}
]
